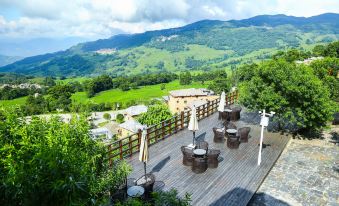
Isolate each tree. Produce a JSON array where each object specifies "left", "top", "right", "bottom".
[
  {"left": 138, "top": 105, "right": 172, "bottom": 126},
  {"left": 0, "top": 109, "right": 131, "bottom": 205},
  {"left": 179, "top": 72, "right": 192, "bottom": 85},
  {"left": 208, "top": 78, "right": 231, "bottom": 94},
  {"left": 239, "top": 59, "right": 335, "bottom": 131},
  {"left": 103, "top": 113, "right": 111, "bottom": 121},
  {"left": 312, "top": 45, "right": 325, "bottom": 56},
  {"left": 116, "top": 113, "right": 124, "bottom": 123},
  {"left": 160, "top": 83, "right": 166, "bottom": 90},
  {"left": 324, "top": 41, "right": 339, "bottom": 57}
]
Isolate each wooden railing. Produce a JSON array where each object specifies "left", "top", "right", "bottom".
[{"left": 107, "top": 90, "right": 238, "bottom": 165}]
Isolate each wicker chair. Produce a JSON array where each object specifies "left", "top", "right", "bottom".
[
  {"left": 227, "top": 136, "right": 240, "bottom": 149},
  {"left": 196, "top": 141, "right": 209, "bottom": 152},
  {"left": 231, "top": 107, "right": 242, "bottom": 121},
  {"left": 213, "top": 127, "right": 225, "bottom": 143},
  {"left": 136, "top": 173, "right": 155, "bottom": 199},
  {"left": 181, "top": 146, "right": 194, "bottom": 166},
  {"left": 238, "top": 127, "right": 251, "bottom": 143},
  {"left": 224, "top": 121, "right": 237, "bottom": 130},
  {"left": 207, "top": 149, "right": 221, "bottom": 168},
  {"left": 192, "top": 156, "right": 208, "bottom": 174}
]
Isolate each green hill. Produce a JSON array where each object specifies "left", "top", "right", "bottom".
[{"left": 1, "top": 13, "right": 338, "bottom": 77}]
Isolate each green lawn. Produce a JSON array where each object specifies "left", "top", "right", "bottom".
[
  {"left": 0, "top": 96, "right": 27, "bottom": 108},
  {"left": 71, "top": 80, "right": 208, "bottom": 104}
]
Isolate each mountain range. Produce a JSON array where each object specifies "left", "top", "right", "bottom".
[{"left": 1, "top": 13, "right": 338, "bottom": 77}]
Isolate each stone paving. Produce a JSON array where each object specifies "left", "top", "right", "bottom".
[{"left": 249, "top": 131, "right": 339, "bottom": 206}]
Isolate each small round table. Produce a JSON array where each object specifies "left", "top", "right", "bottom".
[
  {"left": 127, "top": 185, "right": 144, "bottom": 197},
  {"left": 226, "top": 129, "right": 237, "bottom": 138},
  {"left": 226, "top": 129, "right": 237, "bottom": 134},
  {"left": 193, "top": 149, "right": 207, "bottom": 156}
]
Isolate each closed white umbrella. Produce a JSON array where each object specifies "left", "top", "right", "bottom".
[
  {"left": 218, "top": 91, "right": 226, "bottom": 112},
  {"left": 139, "top": 129, "right": 148, "bottom": 178},
  {"left": 188, "top": 106, "right": 199, "bottom": 145}
]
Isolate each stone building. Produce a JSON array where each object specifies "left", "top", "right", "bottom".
[{"left": 167, "top": 88, "right": 218, "bottom": 113}]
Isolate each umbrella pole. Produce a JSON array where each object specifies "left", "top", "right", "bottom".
[
  {"left": 144, "top": 162, "right": 147, "bottom": 181},
  {"left": 193, "top": 131, "right": 195, "bottom": 145}
]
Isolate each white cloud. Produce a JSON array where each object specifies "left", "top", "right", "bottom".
[{"left": 0, "top": 0, "right": 338, "bottom": 39}]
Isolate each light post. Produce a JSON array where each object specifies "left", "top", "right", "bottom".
[{"left": 258, "top": 109, "right": 275, "bottom": 166}]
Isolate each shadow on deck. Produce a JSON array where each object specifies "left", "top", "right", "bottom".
[{"left": 127, "top": 111, "right": 291, "bottom": 206}]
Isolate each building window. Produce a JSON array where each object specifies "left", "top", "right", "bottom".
[
  {"left": 177, "top": 100, "right": 179, "bottom": 103},
  {"left": 177, "top": 108, "right": 179, "bottom": 110},
  {"left": 184, "top": 100, "right": 187, "bottom": 104}
]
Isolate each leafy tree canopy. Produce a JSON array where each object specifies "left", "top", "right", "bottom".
[
  {"left": 239, "top": 59, "right": 336, "bottom": 131},
  {"left": 0, "top": 109, "right": 131, "bottom": 205},
  {"left": 138, "top": 104, "right": 172, "bottom": 126}
]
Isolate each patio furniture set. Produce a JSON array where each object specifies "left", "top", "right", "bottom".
[
  {"left": 214, "top": 106, "right": 251, "bottom": 149},
  {"left": 181, "top": 105, "right": 251, "bottom": 174},
  {"left": 181, "top": 141, "right": 221, "bottom": 174},
  {"left": 111, "top": 173, "right": 156, "bottom": 203}
]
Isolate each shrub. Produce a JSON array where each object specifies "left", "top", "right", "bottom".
[
  {"left": 0, "top": 109, "right": 131, "bottom": 205},
  {"left": 138, "top": 104, "right": 172, "bottom": 126}
]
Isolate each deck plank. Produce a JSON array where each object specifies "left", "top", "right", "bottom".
[{"left": 127, "top": 112, "right": 290, "bottom": 206}]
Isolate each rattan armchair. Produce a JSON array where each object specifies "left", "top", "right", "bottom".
[
  {"left": 213, "top": 127, "right": 225, "bottom": 143},
  {"left": 227, "top": 136, "right": 240, "bottom": 149},
  {"left": 196, "top": 141, "right": 209, "bottom": 152},
  {"left": 207, "top": 149, "right": 221, "bottom": 168},
  {"left": 192, "top": 156, "right": 208, "bottom": 174},
  {"left": 238, "top": 127, "right": 251, "bottom": 143},
  {"left": 231, "top": 107, "right": 242, "bottom": 121},
  {"left": 224, "top": 121, "right": 237, "bottom": 130},
  {"left": 136, "top": 173, "right": 155, "bottom": 198},
  {"left": 181, "top": 146, "right": 194, "bottom": 166}
]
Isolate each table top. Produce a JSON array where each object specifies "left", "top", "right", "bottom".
[
  {"left": 186, "top": 143, "right": 196, "bottom": 149},
  {"left": 193, "top": 149, "right": 207, "bottom": 155},
  {"left": 127, "top": 185, "right": 144, "bottom": 197},
  {"left": 226, "top": 129, "right": 237, "bottom": 134},
  {"left": 224, "top": 109, "right": 232, "bottom": 112}
]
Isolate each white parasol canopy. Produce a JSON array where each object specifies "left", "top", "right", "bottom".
[
  {"left": 188, "top": 106, "right": 199, "bottom": 131},
  {"left": 218, "top": 91, "right": 226, "bottom": 112},
  {"left": 139, "top": 129, "right": 148, "bottom": 163}
]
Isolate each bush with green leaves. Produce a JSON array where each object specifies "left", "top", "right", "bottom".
[
  {"left": 116, "top": 189, "right": 191, "bottom": 206},
  {"left": 239, "top": 59, "right": 335, "bottom": 132},
  {"left": 103, "top": 113, "right": 111, "bottom": 120},
  {"left": 0, "top": 109, "right": 131, "bottom": 206},
  {"left": 116, "top": 113, "right": 125, "bottom": 123},
  {"left": 138, "top": 104, "right": 172, "bottom": 126}
]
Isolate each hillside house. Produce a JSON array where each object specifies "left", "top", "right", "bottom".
[
  {"left": 167, "top": 88, "right": 218, "bottom": 113},
  {"left": 124, "top": 105, "right": 148, "bottom": 121},
  {"left": 117, "top": 119, "right": 145, "bottom": 138}
]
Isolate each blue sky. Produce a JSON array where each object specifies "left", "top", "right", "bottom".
[{"left": 0, "top": 0, "right": 339, "bottom": 39}]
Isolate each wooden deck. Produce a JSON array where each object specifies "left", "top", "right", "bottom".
[{"left": 127, "top": 111, "right": 291, "bottom": 206}]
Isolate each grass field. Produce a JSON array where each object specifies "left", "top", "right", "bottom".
[
  {"left": 0, "top": 96, "right": 27, "bottom": 108},
  {"left": 71, "top": 80, "right": 208, "bottom": 104},
  {"left": 0, "top": 80, "right": 208, "bottom": 109}
]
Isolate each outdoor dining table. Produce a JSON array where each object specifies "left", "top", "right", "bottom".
[
  {"left": 193, "top": 149, "right": 207, "bottom": 156},
  {"left": 226, "top": 129, "right": 237, "bottom": 136},
  {"left": 127, "top": 185, "right": 144, "bottom": 198}
]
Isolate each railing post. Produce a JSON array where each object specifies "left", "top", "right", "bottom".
[
  {"left": 168, "top": 119, "right": 172, "bottom": 135},
  {"left": 119, "top": 140, "right": 123, "bottom": 160},
  {"left": 137, "top": 129, "right": 142, "bottom": 150},
  {"left": 175, "top": 115, "right": 178, "bottom": 133},
  {"left": 155, "top": 125, "right": 159, "bottom": 143},
  {"left": 147, "top": 128, "right": 150, "bottom": 145},
  {"left": 207, "top": 101, "right": 210, "bottom": 117},
  {"left": 180, "top": 111, "right": 184, "bottom": 129},
  {"left": 129, "top": 136, "right": 132, "bottom": 156},
  {"left": 108, "top": 144, "right": 112, "bottom": 167},
  {"left": 162, "top": 121, "right": 165, "bottom": 139}
]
